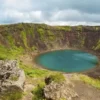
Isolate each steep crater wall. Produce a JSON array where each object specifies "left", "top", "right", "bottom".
[{"left": 0, "top": 23, "right": 100, "bottom": 54}]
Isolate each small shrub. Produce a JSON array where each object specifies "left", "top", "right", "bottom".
[
  {"left": 31, "top": 46, "right": 37, "bottom": 51},
  {"left": 45, "top": 73, "right": 66, "bottom": 84},
  {"left": 32, "top": 82, "right": 45, "bottom": 100}
]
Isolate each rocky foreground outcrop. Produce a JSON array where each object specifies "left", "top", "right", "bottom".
[
  {"left": 44, "top": 78, "right": 78, "bottom": 100},
  {"left": 0, "top": 60, "right": 25, "bottom": 97}
]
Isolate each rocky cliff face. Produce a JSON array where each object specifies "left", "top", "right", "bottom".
[{"left": 0, "top": 23, "right": 100, "bottom": 53}]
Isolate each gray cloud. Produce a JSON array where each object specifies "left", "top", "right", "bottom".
[{"left": 0, "top": 0, "right": 100, "bottom": 25}]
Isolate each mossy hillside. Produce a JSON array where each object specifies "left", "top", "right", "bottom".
[
  {"left": 21, "top": 23, "right": 35, "bottom": 38},
  {"left": 0, "top": 45, "right": 24, "bottom": 60},
  {"left": 0, "top": 23, "right": 100, "bottom": 52}
]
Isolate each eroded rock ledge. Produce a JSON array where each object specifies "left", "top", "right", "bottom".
[
  {"left": 44, "top": 76, "right": 78, "bottom": 100},
  {"left": 0, "top": 60, "right": 25, "bottom": 95}
]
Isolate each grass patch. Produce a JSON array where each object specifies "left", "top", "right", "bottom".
[
  {"left": 20, "top": 31, "right": 28, "bottom": 48},
  {"left": 80, "top": 74, "right": 100, "bottom": 89},
  {"left": 19, "top": 62, "right": 50, "bottom": 78},
  {"left": 47, "top": 73, "right": 66, "bottom": 83},
  {"left": 9, "top": 76, "right": 18, "bottom": 81},
  {"left": 0, "top": 91, "right": 23, "bottom": 100},
  {"left": 0, "top": 45, "right": 24, "bottom": 60},
  {"left": 37, "top": 28, "right": 45, "bottom": 40},
  {"left": 31, "top": 82, "right": 45, "bottom": 100},
  {"left": 94, "top": 40, "right": 100, "bottom": 50}
]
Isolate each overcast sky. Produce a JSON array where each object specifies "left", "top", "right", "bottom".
[{"left": 0, "top": 0, "right": 100, "bottom": 25}]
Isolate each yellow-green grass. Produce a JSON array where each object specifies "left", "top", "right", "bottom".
[{"left": 80, "top": 74, "right": 100, "bottom": 89}]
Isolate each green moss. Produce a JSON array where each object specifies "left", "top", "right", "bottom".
[
  {"left": 77, "top": 25, "right": 82, "bottom": 31},
  {"left": 93, "top": 26, "right": 99, "bottom": 31},
  {"left": 7, "top": 35, "right": 15, "bottom": 47},
  {"left": 17, "top": 23, "right": 23, "bottom": 29},
  {"left": 20, "top": 31, "right": 28, "bottom": 48},
  {"left": 81, "top": 37, "right": 85, "bottom": 47},
  {"left": 57, "top": 26, "right": 71, "bottom": 31},
  {"left": 60, "top": 98, "right": 66, "bottom": 100},
  {"left": 0, "top": 45, "right": 8, "bottom": 60},
  {"left": 77, "top": 32, "right": 85, "bottom": 47},
  {"left": 48, "top": 31, "right": 55, "bottom": 41},
  {"left": 31, "top": 73, "right": 66, "bottom": 100},
  {"left": 80, "top": 74, "right": 100, "bottom": 89},
  {"left": 19, "top": 62, "right": 50, "bottom": 78},
  {"left": 0, "top": 91, "right": 23, "bottom": 100},
  {"left": 66, "top": 26, "right": 71, "bottom": 31},
  {"left": 0, "top": 45, "right": 24, "bottom": 60},
  {"left": 29, "top": 27, "right": 34, "bottom": 37},
  {"left": 94, "top": 40, "right": 100, "bottom": 50},
  {"left": 37, "top": 28, "right": 45, "bottom": 40},
  {"left": 10, "top": 76, "right": 18, "bottom": 81},
  {"left": 31, "top": 46, "right": 37, "bottom": 51},
  {"left": 32, "top": 82, "right": 45, "bottom": 100},
  {"left": 48, "top": 73, "right": 66, "bottom": 83},
  {"left": 95, "top": 27, "right": 99, "bottom": 31}
]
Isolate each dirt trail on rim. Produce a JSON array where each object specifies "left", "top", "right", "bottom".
[{"left": 73, "top": 80, "right": 100, "bottom": 100}]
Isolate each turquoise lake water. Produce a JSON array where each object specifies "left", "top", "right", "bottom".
[{"left": 35, "top": 50, "right": 99, "bottom": 73}]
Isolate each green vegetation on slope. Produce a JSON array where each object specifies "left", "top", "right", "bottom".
[
  {"left": 19, "top": 62, "right": 50, "bottom": 78},
  {"left": 56, "top": 26, "right": 71, "bottom": 31},
  {"left": 47, "top": 73, "right": 66, "bottom": 83},
  {"left": 20, "top": 31, "right": 28, "bottom": 48},
  {"left": 0, "top": 23, "right": 100, "bottom": 51},
  {"left": 32, "top": 82, "right": 45, "bottom": 100},
  {"left": 37, "top": 28, "right": 45, "bottom": 41},
  {"left": 80, "top": 74, "right": 100, "bottom": 89},
  {"left": 94, "top": 40, "right": 100, "bottom": 50},
  {"left": 0, "top": 23, "right": 100, "bottom": 100},
  {"left": 7, "top": 35, "right": 15, "bottom": 47},
  {"left": 48, "top": 30, "right": 56, "bottom": 41},
  {"left": 0, "top": 45, "right": 24, "bottom": 60},
  {"left": 0, "top": 91, "right": 23, "bottom": 100}
]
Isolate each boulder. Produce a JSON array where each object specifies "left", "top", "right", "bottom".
[
  {"left": 44, "top": 81, "right": 78, "bottom": 100},
  {"left": 0, "top": 60, "right": 25, "bottom": 94}
]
